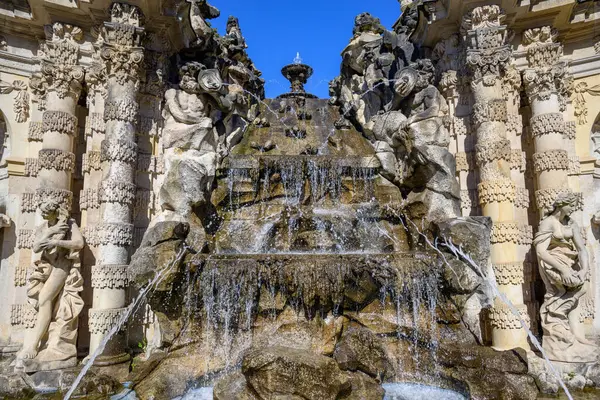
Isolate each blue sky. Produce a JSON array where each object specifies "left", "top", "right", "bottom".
[{"left": 210, "top": 0, "right": 401, "bottom": 99}]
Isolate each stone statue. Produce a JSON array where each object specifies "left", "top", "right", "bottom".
[
  {"left": 534, "top": 193, "right": 598, "bottom": 362},
  {"left": 367, "top": 59, "right": 460, "bottom": 221},
  {"left": 161, "top": 61, "right": 227, "bottom": 219},
  {"left": 187, "top": 0, "right": 220, "bottom": 46},
  {"left": 15, "top": 198, "right": 84, "bottom": 371}
]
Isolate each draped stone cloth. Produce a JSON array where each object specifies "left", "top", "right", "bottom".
[
  {"left": 28, "top": 219, "right": 84, "bottom": 363},
  {"left": 533, "top": 229, "right": 597, "bottom": 362}
]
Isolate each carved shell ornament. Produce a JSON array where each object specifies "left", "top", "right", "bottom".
[
  {"left": 198, "top": 69, "right": 223, "bottom": 93},
  {"left": 394, "top": 67, "right": 418, "bottom": 98}
]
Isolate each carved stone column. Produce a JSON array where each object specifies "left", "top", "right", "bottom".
[
  {"left": 522, "top": 28, "right": 573, "bottom": 216},
  {"left": 522, "top": 28, "right": 592, "bottom": 340},
  {"left": 88, "top": 3, "right": 144, "bottom": 365},
  {"left": 465, "top": 6, "right": 529, "bottom": 350},
  {"left": 36, "top": 23, "right": 84, "bottom": 213}
]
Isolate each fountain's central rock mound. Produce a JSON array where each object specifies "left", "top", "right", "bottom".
[
  {"left": 213, "top": 97, "right": 406, "bottom": 255},
  {"left": 129, "top": 94, "right": 537, "bottom": 400}
]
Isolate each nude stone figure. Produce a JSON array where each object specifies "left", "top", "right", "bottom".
[{"left": 15, "top": 199, "right": 84, "bottom": 371}]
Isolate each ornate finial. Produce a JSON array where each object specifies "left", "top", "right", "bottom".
[{"left": 293, "top": 52, "right": 302, "bottom": 65}]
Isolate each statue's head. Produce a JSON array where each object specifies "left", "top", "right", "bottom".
[
  {"left": 226, "top": 16, "right": 240, "bottom": 32},
  {"left": 550, "top": 192, "right": 580, "bottom": 218},
  {"left": 39, "top": 198, "right": 68, "bottom": 221},
  {"left": 353, "top": 13, "right": 384, "bottom": 36},
  {"left": 179, "top": 61, "right": 205, "bottom": 93},
  {"left": 412, "top": 59, "right": 435, "bottom": 89}
]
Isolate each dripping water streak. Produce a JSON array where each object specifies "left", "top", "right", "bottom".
[{"left": 64, "top": 246, "right": 188, "bottom": 400}]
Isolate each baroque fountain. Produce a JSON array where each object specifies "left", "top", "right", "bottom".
[{"left": 1, "top": 1, "right": 600, "bottom": 400}]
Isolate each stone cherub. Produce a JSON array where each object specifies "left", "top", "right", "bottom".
[
  {"left": 534, "top": 193, "right": 598, "bottom": 362},
  {"left": 366, "top": 59, "right": 460, "bottom": 221},
  {"left": 15, "top": 198, "right": 84, "bottom": 371}
]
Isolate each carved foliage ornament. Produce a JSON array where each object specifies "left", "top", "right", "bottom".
[
  {"left": 466, "top": 46, "right": 511, "bottom": 82},
  {"left": 572, "top": 82, "right": 600, "bottom": 125},
  {"left": 522, "top": 63, "right": 567, "bottom": 102},
  {"left": 42, "top": 110, "right": 78, "bottom": 135},
  {"left": 0, "top": 80, "right": 29, "bottom": 123},
  {"left": 478, "top": 179, "right": 516, "bottom": 204},
  {"left": 88, "top": 307, "right": 128, "bottom": 334},
  {"left": 471, "top": 99, "right": 507, "bottom": 127},
  {"left": 475, "top": 139, "right": 511, "bottom": 166},
  {"left": 530, "top": 113, "right": 564, "bottom": 137},
  {"left": 532, "top": 149, "right": 569, "bottom": 173}
]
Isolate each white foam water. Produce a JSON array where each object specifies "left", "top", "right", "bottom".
[{"left": 178, "top": 383, "right": 466, "bottom": 400}]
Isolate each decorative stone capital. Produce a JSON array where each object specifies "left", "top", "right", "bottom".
[
  {"left": 41, "top": 23, "right": 84, "bottom": 99},
  {"left": 101, "top": 3, "right": 145, "bottom": 85},
  {"left": 88, "top": 307, "right": 128, "bottom": 335},
  {"left": 522, "top": 61, "right": 568, "bottom": 103}
]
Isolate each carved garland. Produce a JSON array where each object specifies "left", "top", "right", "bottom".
[
  {"left": 99, "top": 180, "right": 137, "bottom": 205},
  {"left": 532, "top": 149, "right": 569, "bottom": 172},
  {"left": 17, "top": 229, "right": 34, "bottom": 249},
  {"left": 475, "top": 139, "right": 511, "bottom": 166},
  {"left": 80, "top": 188, "right": 100, "bottom": 210},
  {"left": 24, "top": 158, "right": 39, "bottom": 177},
  {"left": 82, "top": 151, "right": 102, "bottom": 173},
  {"left": 91, "top": 264, "right": 131, "bottom": 289},
  {"left": 489, "top": 303, "right": 530, "bottom": 330},
  {"left": 460, "top": 189, "right": 478, "bottom": 210},
  {"left": 104, "top": 99, "right": 140, "bottom": 123},
  {"left": 42, "top": 110, "right": 78, "bottom": 135},
  {"left": 10, "top": 304, "right": 36, "bottom": 328},
  {"left": 21, "top": 192, "right": 37, "bottom": 213},
  {"left": 490, "top": 222, "right": 520, "bottom": 244},
  {"left": 38, "top": 149, "right": 76, "bottom": 171},
  {"left": 477, "top": 179, "right": 516, "bottom": 204},
  {"left": 471, "top": 99, "right": 507, "bottom": 127},
  {"left": 97, "top": 222, "right": 134, "bottom": 246},
  {"left": 493, "top": 262, "right": 525, "bottom": 285},
  {"left": 28, "top": 121, "right": 44, "bottom": 142},
  {"left": 530, "top": 113, "right": 564, "bottom": 137},
  {"left": 100, "top": 139, "right": 138, "bottom": 163},
  {"left": 88, "top": 307, "right": 128, "bottom": 335},
  {"left": 515, "top": 187, "right": 530, "bottom": 209}
]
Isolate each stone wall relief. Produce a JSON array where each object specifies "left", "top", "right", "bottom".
[
  {"left": 14, "top": 198, "right": 84, "bottom": 372},
  {"left": 534, "top": 193, "right": 599, "bottom": 362},
  {"left": 573, "top": 82, "right": 600, "bottom": 126}
]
